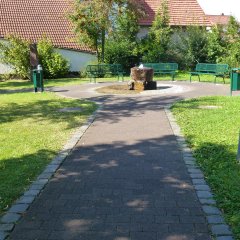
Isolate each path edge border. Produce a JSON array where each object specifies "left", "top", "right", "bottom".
[
  {"left": 164, "top": 105, "right": 234, "bottom": 240},
  {"left": 0, "top": 104, "right": 103, "bottom": 240}
]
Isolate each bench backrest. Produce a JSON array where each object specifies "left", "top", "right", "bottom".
[
  {"left": 86, "top": 64, "right": 123, "bottom": 73},
  {"left": 196, "top": 63, "right": 229, "bottom": 74},
  {"left": 143, "top": 63, "right": 178, "bottom": 71}
]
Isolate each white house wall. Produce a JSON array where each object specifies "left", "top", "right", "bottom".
[
  {"left": 0, "top": 63, "right": 14, "bottom": 74},
  {"left": 137, "top": 27, "right": 150, "bottom": 39},
  {"left": 56, "top": 49, "right": 97, "bottom": 72}
]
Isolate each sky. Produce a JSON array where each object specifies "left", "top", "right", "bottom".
[{"left": 197, "top": 0, "right": 240, "bottom": 20}]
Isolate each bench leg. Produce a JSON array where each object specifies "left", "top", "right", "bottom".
[{"left": 198, "top": 75, "right": 200, "bottom": 82}]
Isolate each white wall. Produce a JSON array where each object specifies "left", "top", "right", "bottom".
[
  {"left": 137, "top": 27, "right": 150, "bottom": 39},
  {"left": 0, "top": 39, "right": 14, "bottom": 74},
  {"left": 0, "top": 63, "right": 14, "bottom": 74},
  {"left": 56, "top": 49, "right": 97, "bottom": 72}
]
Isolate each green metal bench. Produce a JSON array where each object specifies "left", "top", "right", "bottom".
[
  {"left": 143, "top": 63, "right": 178, "bottom": 81},
  {"left": 190, "top": 63, "right": 229, "bottom": 83},
  {"left": 86, "top": 64, "right": 124, "bottom": 83}
]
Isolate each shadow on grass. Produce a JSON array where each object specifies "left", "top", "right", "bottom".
[
  {"left": 0, "top": 98, "right": 96, "bottom": 129},
  {"left": 0, "top": 149, "right": 57, "bottom": 215},
  {"left": 185, "top": 139, "right": 240, "bottom": 239}
]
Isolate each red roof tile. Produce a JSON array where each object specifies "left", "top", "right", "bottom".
[
  {"left": 139, "top": 0, "right": 211, "bottom": 26},
  {"left": 0, "top": 0, "right": 92, "bottom": 52},
  {"left": 207, "top": 15, "right": 230, "bottom": 26}
]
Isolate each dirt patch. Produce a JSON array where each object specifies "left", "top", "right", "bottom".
[{"left": 96, "top": 85, "right": 142, "bottom": 95}]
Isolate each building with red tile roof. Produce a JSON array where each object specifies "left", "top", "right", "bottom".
[
  {"left": 0, "top": 0, "right": 97, "bottom": 73},
  {"left": 139, "top": 0, "right": 211, "bottom": 27},
  {"left": 0, "top": 0, "right": 91, "bottom": 52},
  {"left": 207, "top": 14, "right": 231, "bottom": 26}
]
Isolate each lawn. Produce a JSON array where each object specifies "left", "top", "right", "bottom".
[
  {"left": 0, "top": 71, "right": 230, "bottom": 91},
  {"left": 0, "top": 92, "right": 97, "bottom": 215},
  {"left": 172, "top": 96, "right": 240, "bottom": 239}
]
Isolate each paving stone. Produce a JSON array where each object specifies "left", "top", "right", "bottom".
[
  {"left": 130, "top": 231, "right": 157, "bottom": 240},
  {"left": 190, "top": 173, "right": 204, "bottom": 179},
  {"left": 0, "top": 231, "right": 7, "bottom": 240},
  {"left": 168, "top": 223, "right": 195, "bottom": 233},
  {"left": 197, "top": 191, "right": 213, "bottom": 199},
  {"left": 155, "top": 215, "right": 179, "bottom": 223},
  {"left": 29, "top": 184, "right": 45, "bottom": 190},
  {"left": 34, "top": 179, "right": 48, "bottom": 185},
  {"left": 216, "top": 236, "right": 234, "bottom": 240},
  {"left": 192, "top": 179, "right": 207, "bottom": 185},
  {"left": 207, "top": 215, "right": 225, "bottom": 224},
  {"left": 184, "top": 156, "right": 196, "bottom": 161},
  {"left": 194, "top": 185, "right": 210, "bottom": 191},
  {"left": 188, "top": 169, "right": 202, "bottom": 174},
  {"left": 37, "top": 172, "right": 53, "bottom": 180},
  {"left": 9, "top": 204, "right": 29, "bottom": 213},
  {"left": 211, "top": 224, "right": 232, "bottom": 236},
  {"left": 185, "top": 160, "right": 197, "bottom": 166},
  {"left": 24, "top": 189, "right": 41, "bottom": 196},
  {"left": 199, "top": 198, "right": 216, "bottom": 205},
  {"left": 0, "top": 223, "right": 14, "bottom": 232},
  {"left": 202, "top": 206, "right": 222, "bottom": 215},
  {"left": 44, "top": 165, "right": 59, "bottom": 173},
  {"left": 17, "top": 196, "right": 35, "bottom": 204},
  {"left": 180, "top": 216, "right": 206, "bottom": 224},
  {"left": 1, "top": 213, "right": 21, "bottom": 223}
]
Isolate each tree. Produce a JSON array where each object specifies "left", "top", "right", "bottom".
[
  {"left": 207, "top": 25, "right": 226, "bottom": 63},
  {"left": 219, "top": 16, "right": 240, "bottom": 68},
  {"left": 169, "top": 26, "right": 208, "bottom": 70},
  {"left": 140, "top": 0, "right": 172, "bottom": 62},
  {"left": 69, "top": 0, "right": 145, "bottom": 63},
  {"left": 104, "top": 3, "right": 140, "bottom": 71}
]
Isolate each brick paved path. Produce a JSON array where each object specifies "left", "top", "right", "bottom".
[{"left": 9, "top": 82, "right": 229, "bottom": 240}]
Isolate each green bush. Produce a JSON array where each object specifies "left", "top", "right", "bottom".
[
  {"left": 105, "top": 40, "right": 138, "bottom": 73},
  {"left": 0, "top": 36, "right": 30, "bottom": 79},
  {"left": 0, "top": 35, "right": 69, "bottom": 79},
  {"left": 140, "top": 0, "right": 172, "bottom": 63},
  {"left": 37, "top": 37, "right": 69, "bottom": 78},
  {"left": 169, "top": 26, "right": 208, "bottom": 70}
]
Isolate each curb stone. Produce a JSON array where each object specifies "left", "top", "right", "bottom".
[
  {"left": 164, "top": 106, "right": 234, "bottom": 240},
  {"left": 0, "top": 104, "right": 102, "bottom": 239}
]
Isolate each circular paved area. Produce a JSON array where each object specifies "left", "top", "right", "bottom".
[{"left": 51, "top": 80, "right": 229, "bottom": 102}]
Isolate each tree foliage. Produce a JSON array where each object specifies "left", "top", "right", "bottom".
[
  {"left": 104, "top": 3, "right": 140, "bottom": 71},
  {"left": 207, "top": 25, "right": 226, "bottom": 63},
  {"left": 70, "top": 0, "right": 145, "bottom": 62},
  {"left": 219, "top": 16, "right": 240, "bottom": 68},
  {"left": 37, "top": 37, "right": 69, "bottom": 78},
  {"left": 169, "top": 26, "right": 208, "bottom": 70},
  {"left": 140, "top": 0, "right": 172, "bottom": 62},
  {"left": 0, "top": 35, "right": 30, "bottom": 79}
]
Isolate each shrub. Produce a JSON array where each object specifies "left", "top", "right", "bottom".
[
  {"left": 37, "top": 37, "right": 69, "bottom": 78},
  {"left": 169, "top": 26, "right": 208, "bottom": 70},
  {"left": 105, "top": 39, "right": 138, "bottom": 73},
  {"left": 0, "top": 35, "right": 30, "bottom": 79}
]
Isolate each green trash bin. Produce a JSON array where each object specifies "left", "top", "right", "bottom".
[{"left": 32, "top": 65, "right": 44, "bottom": 92}]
